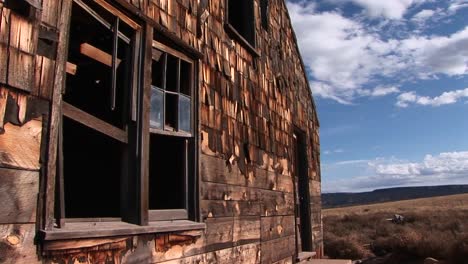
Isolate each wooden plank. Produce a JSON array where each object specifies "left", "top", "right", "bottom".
[
  {"left": 0, "top": 118, "right": 42, "bottom": 170},
  {"left": 204, "top": 217, "right": 234, "bottom": 251},
  {"left": 79, "top": 43, "right": 121, "bottom": 68},
  {"left": 43, "top": 237, "right": 128, "bottom": 251},
  {"left": 201, "top": 200, "right": 261, "bottom": 218},
  {"left": 8, "top": 12, "right": 34, "bottom": 53},
  {"left": 233, "top": 216, "right": 260, "bottom": 245},
  {"left": 0, "top": 44, "right": 6, "bottom": 84},
  {"left": 43, "top": 0, "right": 73, "bottom": 231},
  {"left": 260, "top": 215, "right": 295, "bottom": 241},
  {"left": 40, "top": 220, "right": 205, "bottom": 241},
  {"left": 7, "top": 48, "right": 34, "bottom": 92},
  {"left": 260, "top": 236, "right": 296, "bottom": 263},
  {"left": 66, "top": 62, "right": 77, "bottom": 75},
  {"left": 39, "top": 56, "right": 55, "bottom": 99},
  {"left": 41, "top": 0, "right": 61, "bottom": 27},
  {"left": 0, "top": 224, "right": 40, "bottom": 264},
  {"left": 0, "top": 168, "right": 38, "bottom": 224},
  {"left": 93, "top": 0, "right": 141, "bottom": 29},
  {"left": 154, "top": 243, "right": 260, "bottom": 264},
  {"left": 149, "top": 209, "right": 188, "bottom": 221},
  {"left": 62, "top": 102, "right": 128, "bottom": 143}
]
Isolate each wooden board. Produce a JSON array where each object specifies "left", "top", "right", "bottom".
[
  {"left": 0, "top": 224, "right": 40, "bottom": 264},
  {"left": 260, "top": 215, "right": 295, "bottom": 241},
  {"left": 0, "top": 168, "right": 38, "bottom": 224},
  {"left": 0, "top": 118, "right": 42, "bottom": 170}
]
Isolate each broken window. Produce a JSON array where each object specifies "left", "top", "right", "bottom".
[
  {"left": 226, "top": 0, "right": 256, "bottom": 49},
  {"left": 60, "top": 0, "right": 140, "bottom": 220},
  {"left": 149, "top": 45, "right": 195, "bottom": 221}
]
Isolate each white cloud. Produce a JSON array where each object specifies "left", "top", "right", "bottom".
[
  {"left": 396, "top": 88, "right": 468, "bottom": 107},
  {"left": 448, "top": 0, "right": 468, "bottom": 12},
  {"left": 323, "top": 151, "right": 468, "bottom": 192},
  {"left": 330, "top": 0, "right": 427, "bottom": 19},
  {"left": 371, "top": 86, "right": 401, "bottom": 97},
  {"left": 324, "top": 149, "right": 345, "bottom": 155},
  {"left": 287, "top": 1, "right": 468, "bottom": 104},
  {"left": 412, "top": 9, "right": 435, "bottom": 21}
]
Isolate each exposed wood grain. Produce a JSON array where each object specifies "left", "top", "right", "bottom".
[
  {"left": 62, "top": 101, "right": 128, "bottom": 143},
  {"left": 0, "top": 118, "right": 42, "bottom": 170},
  {"left": 79, "top": 43, "right": 120, "bottom": 68},
  {"left": 93, "top": 0, "right": 141, "bottom": 29},
  {"left": 0, "top": 224, "right": 40, "bottom": 264},
  {"left": 66, "top": 61, "right": 77, "bottom": 75},
  {"left": 43, "top": 237, "right": 128, "bottom": 251},
  {"left": 203, "top": 217, "right": 234, "bottom": 251},
  {"left": 43, "top": 0, "right": 73, "bottom": 231},
  {"left": 41, "top": 220, "right": 205, "bottom": 241},
  {"left": 201, "top": 200, "right": 261, "bottom": 218},
  {"left": 260, "top": 235, "right": 296, "bottom": 264},
  {"left": 7, "top": 48, "right": 34, "bottom": 92},
  {"left": 260, "top": 215, "right": 295, "bottom": 241},
  {"left": 233, "top": 216, "right": 260, "bottom": 245},
  {"left": 152, "top": 242, "right": 260, "bottom": 264},
  {"left": 0, "top": 168, "right": 38, "bottom": 224}
]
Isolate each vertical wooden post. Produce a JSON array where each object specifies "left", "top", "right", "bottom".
[
  {"left": 138, "top": 24, "right": 153, "bottom": 225},
  {"left": 42, "top": 0, "right": 72, "bottom": 230}
]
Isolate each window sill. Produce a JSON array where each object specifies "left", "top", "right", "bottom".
[
  {"left": 224, "top": 24, "right": 260, "bottom": 57},
  {"left": 40, "top": 220, "right": 206, "bottom": 241}
]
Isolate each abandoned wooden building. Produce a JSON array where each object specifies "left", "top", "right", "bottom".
[{"left": 0, "top": 0, "right": 322, "bottom": 263}]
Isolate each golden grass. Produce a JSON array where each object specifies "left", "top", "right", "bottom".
[
  {"left": 322, "top": 194, "right": 468, "bottom": 263},
  {"left": 323, "top": 193, "right": 468, "bottom": 217}
]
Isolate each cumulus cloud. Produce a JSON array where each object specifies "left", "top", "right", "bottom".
[
  {"left": 396, "top": 88, "right": 468, "bottom": 107},
  {"left": 287, "top": 1, "right": 468, "bottom": 104},
  {"left": 323, "top": 151, "right": 468, "bottom": 192},
  {"left": 330, "top": 0, "right": 427, "bottom": 19}
]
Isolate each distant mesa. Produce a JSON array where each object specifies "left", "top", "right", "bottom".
[{"left": 322, "top": 185, "right": 468, "bottom": 208}]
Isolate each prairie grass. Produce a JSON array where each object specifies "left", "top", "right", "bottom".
[{"left": 322, "top": 194, "right": 468, "bottom": 263}]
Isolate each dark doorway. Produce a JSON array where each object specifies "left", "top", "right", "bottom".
[{"left": 294, "top": 129, "right": 313, "bottom": 252}]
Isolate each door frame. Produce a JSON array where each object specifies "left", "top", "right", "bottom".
[{"left": 293, "top": 128, "right": 313, "bottom": 253}]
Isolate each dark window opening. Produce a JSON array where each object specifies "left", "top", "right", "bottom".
[
  {"left": 65, "top": 1, "right": 134, "bottom": 128},
  {"left": 59, "top": 0, "right": 138, "bottom": 222},
  {"left": 4, "top": 0, "right": 32, "bottom": 17},
  {"left": 63, "top": 117, "right": 123, "bottom": 218},
  {"left": 227, "top": 0, "right": 255, "bottom": 47},
  {"left": 261, "top": 0, "right": 269, "bottom": 30},
  {"left": 149, "top": 134, "right": 188, "bottom": 210}
]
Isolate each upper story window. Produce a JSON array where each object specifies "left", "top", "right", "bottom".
[{"left": 225, "top": 0, "right": 257, "bottom": 54}]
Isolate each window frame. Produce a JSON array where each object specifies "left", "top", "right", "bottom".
[
  {"left": 224, "top": 0, "right": 260, "bottom": 57},
  {"left": 47, "top": 0, "right": 202, "bottom": 235},
  {"left": 148, "top": 40, "right": 197, "bottom": 222}
]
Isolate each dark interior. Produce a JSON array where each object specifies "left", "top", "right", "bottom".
[
  {"left": 65, "top": 1, "right": 132, "bottom": 129},
  {"left": 4, "top": 0, "right": 31, "bottom": 17},
  {"left": 149, "top": 134, "right": 187, "bottom": 210},
  {"left": 63, "top": 117, "right": 123, "bottom": 218},
  {"left": 228, "top": 0, "right": 255, "bottom": 46},
  {"left": 62, "top": 1, "right": 134, "bottom": 218}
]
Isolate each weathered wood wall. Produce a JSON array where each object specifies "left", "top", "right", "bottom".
[{"left": 0, "top": 0, "right": 322, "bottom": 263}]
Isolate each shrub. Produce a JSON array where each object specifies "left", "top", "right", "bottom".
[
  {"left": 450, "top": 234, "right": 468, "bottom": 264},
  {"left": 325, "top": 237, "right": 369, "bottom": 260}
]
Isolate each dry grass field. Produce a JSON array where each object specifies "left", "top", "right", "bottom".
[{"left": 322, "top": 194, "right": 468, "bottom": 264}]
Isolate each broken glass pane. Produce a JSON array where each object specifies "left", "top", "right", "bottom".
[
  {"left": 179, "top": 95, "right": 191, "bottom": 133},
  {"left": 150, "top": 87, "right": 164, "bottom": 129}
]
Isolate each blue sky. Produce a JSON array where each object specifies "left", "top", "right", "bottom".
[{"left": 286, "top": 0, "right": 468, "bottom": 192}]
